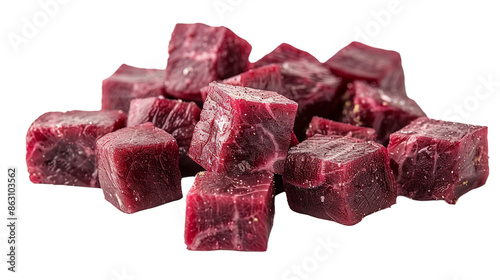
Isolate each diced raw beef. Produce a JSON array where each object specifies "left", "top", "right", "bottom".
[
  {"left": 127, "top": 97, "right": 203, "bottom": 176},
  {"left": 97, "top": 123, "right": 182, "bottom": 213},
  {"left": 324, "top": 41, "right": 406, "bottom": 94},
  {"left": 252, "top": 44, "right": 341, "bottom": 140},
  {"left": 306, "top": 116, "right": 377, "bottom": 141},
  {"left": 200, "top": 64, "right": 284, "bottom": 102},
  {"left": 189, "top": 82, "right": 297, "bottom": 175},
  {"left": 26, "top": 110, "right": 127, "bottom": 188},
  {"left": 185, "top": 171, "right": 274, "bottom": 251},
  {"left": 388, "top": 117, "right": 489, "bottom": 204},
  {"left": 251, "top": 43, "right": 320, "bottom": 68},
  {"left": 165, "top": 23, "right": 252, "bottom": 103},
  {"left": 283, "top": 134, "right": 397, "bottom": 225},
  {"left": 102, "top": 64, "right": 166, "bottom": 112},
  {"left": 280, "top": 61, "right": 342, "bottom": 140},
  {"left": 339, "top": 81, "right": 426, "bottom": 145},
  {"left": 289, "top": 132, "right": 300, "bottom": 147}
]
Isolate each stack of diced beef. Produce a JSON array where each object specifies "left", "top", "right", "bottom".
[{"left": 26, "top": 23, "right": 489, "bottom": 252}]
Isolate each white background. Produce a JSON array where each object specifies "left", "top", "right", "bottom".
[{"left": 1, "top": 1, "right": 499, "bottom": 280}]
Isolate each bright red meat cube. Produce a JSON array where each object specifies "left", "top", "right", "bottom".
[
  {"left": 189, "top": 82, "right": 297, "bottom": 175},
  {"left": 97, "top": 123, "right": 182, "bottom": 213},
  {"left": 388, "top": 117, "right": 489, "bottom": 204},
  {"left": 185, "top": 171, "right": 274, "bottom": 251},
  {"left": 165, "top": 23, "right": 252, "bottom": 103},
  {"left": 283, "top": 134, "right": 397, "bottom": 225},
  {"left": 102, "top": 64, "right": 166, "bottom": 112},
  {"left": 200, "top": 64, "right": 284, "bottom": 102},
  {"left": 306, "top": 116, "right": 377, "bottom": 141},
  {"left": 325, "top": 41, "right": 406, "bottom": 94},
  {"left": 26, "top": 110, "right": 127, "bottom": 188},
  {"left": 339, "top": 81, "right": 426, "bottom": 145},
  {"left": 127, "top": 97, "right": 203, "bottom": 176}
]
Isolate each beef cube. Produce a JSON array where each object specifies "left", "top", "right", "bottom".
[
  {"left": 185, "top": 171, "right": 274, "bottom": 251},
  {"left": 339, "top": 81, "right": 426, "bottom": 145},
  {"left": 97, "top": 123, "right": 182, "bottom": 213},
  {"left": 165, "top": 23, "right": 252, "bottom": 103},
  {"left": 324, "top": 41, "right": 406, "bottom": 94},
  {"left": 26, "top": 110, "right": 127, "bottom": 188},
  {"left": 306, "top": 116, "right": 377, "bottom": 141},
  {"left": 200, "top": 64, "right": 284, "bottom": 102},
  {"left": 127, "top": 97, "right": 203, "bottom": 176},
  {"left": 252, "top": 44, "right": 341, "bottom": 140},
  {"left": 280, "top": 61, "right": 342, "bottom": 140},
  {"left": 388, "top": 117, "right": 489, "bottom": 204},
  {"left": 252, "top": 43, "right": 320, "bottom": 68},
  {"left": 283, "top": 135, "right": 397, "bottom": 225},
  {"left": 102, "top": 64, "right": 166, "bottom": 112},
  {"left": 189, "top": 82, "right": 297, "bottom": 175}
]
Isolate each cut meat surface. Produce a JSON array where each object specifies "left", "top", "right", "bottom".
[
  {"left": 253, "top": 44, "right": 341, "bottom": 140},
  {"left": 185, "top": 171, "right": 274, "bottom": 251},
  {"left": 102, "top": 64, "right": 166, "bottom": 112},
  {"left": 325, "top": 41, "right": 406, "bottom": 94},
  {"left": 200, "top": 64, "right": 284, "bottom": 102},
  {"left": 251, "top": 43, "right": 320, "bottom": 68},
  {"left": 26, "top": 110, "right": 127, "bottom": 188},
  {"left": 165, "top": 23, "right": 252, "bottom": 103},
  {"left": 283, "top": 134, "right": 397, "bottom": 225},
  {"left": 339, "top": 81, "right": 426, "bottom": 145},
  {"left": 127, "top": 97, "right": 203, "bottom": 176},
  {"left": 189, "top": 82, "right": 297, "bottom": 175},
  {"left": 306, "top": 116, "right": 377, "bottom": 141},
  {"left": 97, "top": 123, "right": 182, "bottom": 213},
  {"left": 388, "top": 117, "right": 489, "bottom": 204}
]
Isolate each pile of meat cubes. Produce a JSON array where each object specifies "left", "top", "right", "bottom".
[{"left": 26, "top": 23, "right": 489, "bottom": 251}]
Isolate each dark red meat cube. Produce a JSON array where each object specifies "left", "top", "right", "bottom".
[
  {"left": 325, "top": 41, "right": 406, "bottom": 94},
  {"left": 189, "top": 82, "right": 297, "bottom": 175},
  {"left": 306, "top": 116, "right": 377, "bottom": 141},
  {"left": 283, "top": 134, "right": 397, "bottom": 225},
  {"left": 251, "top": 43, "right": 320, "bottom": 68},
  {"left": 102, "top": 64, "right": 166, "bottom": 112},
  {"left": 339, "top": 81, "right": 426, "bottom": 145},
  {"left": 388, "top": 117, "right": 489, "bottom": 204},
  {"left": 185, "top": 171, "right": 274, "bottom": 251},
  {"left": 127, "top": 97, "right": 203, "bottom": 176},
  {"left": 97, "top": 123, "right": 182, "bottom": 213},
  {"left": 200, "top": 64, "right": 284, "bottom": 102},
  {"left": 26, "top": 110, "right": 126, "bottom": 188},
  {"left": 252, "top": 44, "right": 341, "bottom": 140},
  {"left": 165, "top": 23, "right": 252, "bottom": 103}
]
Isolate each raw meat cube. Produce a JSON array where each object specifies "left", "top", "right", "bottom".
[
  {"left": 306, "top": 116, "right": 377, "bottom": 141},
  {"left": 339, "top": 81, "right": 426, "bottom": 145},
  {"left": 26, "top": 110, "right": 127, "bottom": 188},
  {"left": 165, "top": 23, "right": 252, "bottom": 103},
  {"left": 127, "top": 97, "right": 203, "bottom": 176},
  {"left": 283, "top": 134, "right": 397, "bottom": 225},
  {"left": 251, "top": 43, "right": 320, "bottom": 68},
  {"left": 189, "top": 82, "right": 298, "bottom": 175},
  {"left": 324, "top": 41, "right": 406, "bottom": 94},
  {"left": 280, "top": 61, "right": 342, "bottom": 140},
  {"left": 102, "top": 64, "right": 166, "bottom": 112},
  {"left": 289, "top": 132, "right": 300, "bottom": 147},
  {"left": 185, "top": 171, "right": 274, "bottom": 251},
  {"left": 388, "top": 117, "right": 489, "bottom": 204},
  {"left": 97, "top": 123, "right": 182, "bottom": 213},
  {"left": 252, "top": 44, "right": 341, "bottom": 140},
  {"left": 200, "top": 64, "right": 284, "bottom": 102}
]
